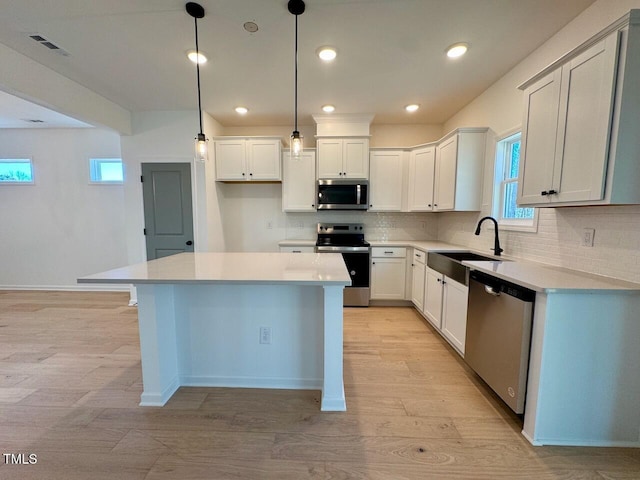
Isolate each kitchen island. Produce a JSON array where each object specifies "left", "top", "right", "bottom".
[{"left": 78, "top": 252, "right": 351, "bottom": 411}]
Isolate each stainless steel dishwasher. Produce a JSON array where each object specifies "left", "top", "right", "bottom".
[{"left": 465, "top": 270, "right": 535, "bottom": 414}]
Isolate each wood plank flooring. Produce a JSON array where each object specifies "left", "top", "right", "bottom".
[{"left": 0, "top": 290, "right": 638, "bottom": 479}]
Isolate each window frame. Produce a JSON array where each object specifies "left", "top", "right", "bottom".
[
  {"left": 89, "top": 157, "right": 124, "bottom": 184},
  {"left": 0, "top": 157, "right": 35, "bottom": 185},
  {"left": 492, "top": 128, "right": 539, "bottom": 233}
]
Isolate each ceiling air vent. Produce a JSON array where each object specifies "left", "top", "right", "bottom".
[
  {"left": 28, "top": 33, "right": 70, "bottom": 57},
  {"left": 23, "top": 119, "right": 45, "bottom": 123}
]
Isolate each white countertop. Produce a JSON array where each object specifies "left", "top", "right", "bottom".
[
  {"left": 463, "top": 259, "right": 640, "bottom": 294},
  {"left": 78, "top": 252, "right": 351, "bottom": 286}
]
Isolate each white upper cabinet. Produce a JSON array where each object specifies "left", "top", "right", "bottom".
[
  {"left": 407, "top": 145, "right": 436, "bottom": 211},
  {"left": 369, "top": 150, "right": 405, "bottom": 211},
  {"left": 519, "top": 33, "right": 618, "bottom": 205},
  {"left": 214, "top": 137, "right": 282, "bottom": 182},
  {"left": 282, "top": 149, "right": 316, "bottom": 212},
  {"left": 317, "top": 138, "right": 369, "bottom": 179},
  {"left": 432, "top": 129, "right": 487, "bottom": 212},
  {"left": 518, "top": 13, "right": 640, "bottom": 207}
]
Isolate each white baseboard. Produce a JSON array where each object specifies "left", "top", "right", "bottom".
[{"left": 180, "top": 375, "right": 323, "bottom": 391}]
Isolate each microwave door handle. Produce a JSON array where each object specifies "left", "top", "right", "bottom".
[{"left": 356, "top": 184, "right": 361, "bottom": 205}]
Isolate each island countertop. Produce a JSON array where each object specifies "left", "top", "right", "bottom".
[{"left": 78, "top": 252, "right": 352, "bottom": 286}]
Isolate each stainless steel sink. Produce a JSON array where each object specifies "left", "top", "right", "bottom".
[
  {"left": 434, "top": 251, "right": 500, "bottom": 262},
  {"left": 427, "top": 251, "right": 507, "bottom": 285}
]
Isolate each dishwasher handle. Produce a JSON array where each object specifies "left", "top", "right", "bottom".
[
  {"left": 470, "top": 270, "right": 535, "bottom": 302},
  {"left": 484, "top": 285, "right": 501, "bottom": 296}
]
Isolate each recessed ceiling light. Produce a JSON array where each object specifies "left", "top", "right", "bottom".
[
  {"left": 235, "top": 106, "right": 249, "bottom": 115},
  {"left": 322, "top": 104, "right": 335, "bottom": 113},
  {"left": 187, "top": 50, "right": 207, "bottom": 64},
  {"left": 243, "top": 21, "right": 259, "bottom": 33},
  {"left": 405, "top": 104, "right": 420, "bottom": 113},
  {"left": 446, "top": 43, "right": 469, "bottom": 58},
  {"left": 317, "top": 46, "right": 337, "bottom": 62}
]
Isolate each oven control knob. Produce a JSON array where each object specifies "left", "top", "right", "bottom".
[{"left": 350, "top": 270, "right": 356, "bottom": 276}]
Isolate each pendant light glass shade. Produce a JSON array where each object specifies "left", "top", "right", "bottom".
[
  {"left": 195, "top": 132, "right": 208, "bottom": 162},
  {"left": 288, "top": 0, "right": 305, "bottom": 159},
  {"left": 290, "top": 131, "right": 303, "bottom": 158},
  {"left": 186, "top": 2, "right": 208, "bottom": 163}
]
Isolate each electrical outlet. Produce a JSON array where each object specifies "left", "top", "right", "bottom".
[
  {"left": 266, "top": 220, "right": 273, "bottom": 230},
  {"left": 582, "top": 228, "right": 595, "bottom": 247},
  {"left": 259, "top": 326, "right": 272, "bottom": 344}
]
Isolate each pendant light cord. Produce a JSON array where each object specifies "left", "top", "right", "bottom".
[
  {"left": 194, "top": 16, "right": 204, "bottom": 136},
  {"left": 294, "top": 12, "right": 298, "bottom": 132}
]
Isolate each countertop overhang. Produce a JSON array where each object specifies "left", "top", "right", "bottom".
[{"left": 78, "top": 252, "right": 352, "bottom": 286}]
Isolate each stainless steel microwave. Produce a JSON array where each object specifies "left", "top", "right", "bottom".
[{"left": 317, "top": 179, "right": 368, "bottom": 210}]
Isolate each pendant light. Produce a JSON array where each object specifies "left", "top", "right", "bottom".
[
  {"left": 186, "top": 2, "right": 208, "bottom": 163},
  {"left": 288, "top": 0, "right": 305, "bottom": 158}
]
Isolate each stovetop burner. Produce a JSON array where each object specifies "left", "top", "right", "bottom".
[{"left": 316, "top": 222, "right": 368, "bottom": 247}]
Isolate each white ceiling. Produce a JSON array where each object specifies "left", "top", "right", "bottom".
[
  {"left": 0, "top": 0, "right": 596, "bottom": 128},
  {"left": 0, "top": 90, "right": 92, "bottom": 128}
]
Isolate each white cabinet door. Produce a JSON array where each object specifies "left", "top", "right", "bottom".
[
  {"left": 408, "top": 145, "right": 436, "bottom": 211},
  {"left": 369, "top": 150, "right": 403, "bottom": 211},
  {"left": 371, "top": 257, "right": 406, "bottom": 300},
  {"left": 343, "top": 138, "right": 369, "bottom": 179},
  {"left": 317, "top": 138, "right": 369, "bottom": 179},
  {"left": 247, "top": 139, "right": 281, "bottom": 180},
  {"left": 317, "top": 139, "right": 344, "bottom": 178},
  {"left": 434, "top": 135, "right": 457, "bottom": 211},
  {"left": 441, "top": 276, "right": 468, "bottom": 355},
  {"left": 424, "top": 267, "right": 443, "bottom": 329},
  {"left": 518, "top": 33, "right": 618, "bottom": 206},
  {"left": 215, "top": 139, "right": 246, "bottom": 180},
  {"left": 282, "top": 150, "right": 316, "bottom": 212},
  {"left": 519, "top": 69, "right": 563, "bottom": 205},
  {"left": 411, "top": 258, "right": 426, "bottom": 311},
  {"left": 553, "top": 33, "right": 618, "bottom": 203}
]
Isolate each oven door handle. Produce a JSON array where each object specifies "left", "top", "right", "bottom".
[{"left": 316, "top": 246, "right": 370, "bottom": 253}]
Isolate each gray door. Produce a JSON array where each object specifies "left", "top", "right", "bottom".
[{"left": 142, "top": 163, "right": 194, "bottom": 260}]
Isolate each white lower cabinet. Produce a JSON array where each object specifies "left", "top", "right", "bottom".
[
  {"left": 422, "top": 266, "right": 468, "bottom": 355},
  {"left": 440, "top": 276, "right": 468, "bottom": 354},
  {"left": 410, "top": 249, "right": 426, "bottom": 310},
  {"left": 370, "top": 247, "right": 406, "bottom": 300},
  {"left": 424, "top": 267, "right": 443, "bottom": 329}
]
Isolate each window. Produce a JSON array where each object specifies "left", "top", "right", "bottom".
[
  {"left": 0, "top": 158, "right": 34, "bottom": 184},
  {"left": 493, "top": 131, "right": 538, "bottom": 231},
  {"left": 90, "top": 158, "right": 124, "bottom": 183}
]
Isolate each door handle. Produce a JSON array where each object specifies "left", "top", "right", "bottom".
[{"left": 186, "top": 241, "right": 193, "bottom": 246}]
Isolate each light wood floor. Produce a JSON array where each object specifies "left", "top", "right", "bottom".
[{"left": 0, "top": 291, "right": 638, "bottom": 479}]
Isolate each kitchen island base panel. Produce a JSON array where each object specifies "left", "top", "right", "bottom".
[
  {"left": 135, "top": 283, "right": 346, "bottom": 411},
  {"left": 523, "top": 291, "right": 640, "bottom": 447}
]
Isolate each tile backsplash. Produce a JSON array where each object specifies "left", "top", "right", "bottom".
[
  {"left": 284, "top": 212, "right": 438, "bottom": 242},
  {"left": 438, "top": 205, "right": 640, "bottom": 284}
]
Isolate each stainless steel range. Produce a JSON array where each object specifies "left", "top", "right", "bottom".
[{"left": 315, "top": 222, "right": 370, "bottom": 307}]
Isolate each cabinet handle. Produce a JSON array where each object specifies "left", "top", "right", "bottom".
[
  {"left": 249, "top": 173, "right": 253, "bottom": 176},
  {"left": 384, "top": 251, "right": 393, "bottom": 254},
  {"left": 437, "top": 278, "right": 442, "bottom": 283},
  {"left": 292, "top": 250, "right": 301, "bottom": 253},
  {"left": 548, "top": 189, "right": 557, "bottom": 195},
  {"left": 428, "top": 204, "right": 432, "bottom": 207},
  {"left": 242, "top": 173, "right": 246, "bottom": 176},
  {"left": 372, "top": 261, "right": 376, "bottom": 265},
  {"left": 541, "top": 190, "right": 548, "bottom": 196}
]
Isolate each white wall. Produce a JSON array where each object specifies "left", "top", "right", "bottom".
[
  {"left": 439, "top": 0, "right": 640, "bottom": 284},
  {"left": 120, "top": 111, "right": 226, "bottom": 266},
  {"left": 0, "top": 128, "right": 128, "bottom": 288}
]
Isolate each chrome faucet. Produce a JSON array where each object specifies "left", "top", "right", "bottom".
[{"left": 475, "top": 216, "right": 503, "bottom": 256}]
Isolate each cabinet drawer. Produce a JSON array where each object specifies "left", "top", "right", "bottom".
[
  {"left": 413, "top": 249, "right": 426, "bottom": 264},
  {"left": 280, "top": 246, "right": 315, "bottom": 253},
  {"left": 371, "top": 247, "right": 406, "bottom": 258}
]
